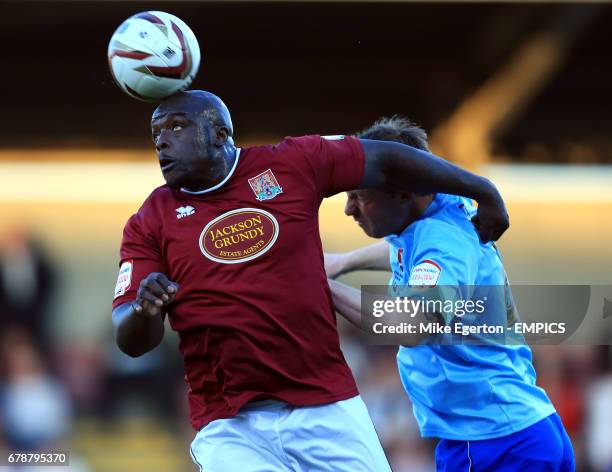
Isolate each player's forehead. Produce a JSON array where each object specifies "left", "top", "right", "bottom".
[
  {"left": 347, "top": 189, "right": 374, "bottom": 199},
  {"left": 152, "top": 98, "right": 202, "bottom": 124},
  {"left": 151, "top": 110, "right": 190, "bottom": 125}
]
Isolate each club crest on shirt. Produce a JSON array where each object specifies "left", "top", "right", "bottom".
[{"left": 248, "top": 169, "right": 283, "bottom": 201}]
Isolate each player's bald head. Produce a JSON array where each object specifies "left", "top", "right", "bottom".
[{"left": 153, "top": 90, "right": 233, "bottom": 137}]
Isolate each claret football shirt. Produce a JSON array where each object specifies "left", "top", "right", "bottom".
[{"left": 113, "top": 135, "right": 364, "bottom": 429}]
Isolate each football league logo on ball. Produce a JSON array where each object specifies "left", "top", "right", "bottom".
[{"left": 248, "top": 169, "right": 283, "bottom": 201}]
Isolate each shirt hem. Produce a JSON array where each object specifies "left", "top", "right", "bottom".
[
  {"left": 419, "top": 406, "right": 557, "bottom": 441},
  {"left": 191, "top": 387, "right": 360, "bottom": 431}
]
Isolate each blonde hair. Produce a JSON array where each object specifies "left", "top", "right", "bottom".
[{"left": 357, "top": 115, "right": 429, "bottom": 151}]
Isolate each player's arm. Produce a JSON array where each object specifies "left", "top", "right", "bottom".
[
  {"left": 328, "top": 279, "right": 441, "bottom": 345},
  {"left": 328, "top": 279, "right": 363, "bottom": 327},
  {"left": 359, "top": 139, "right": 509, "bottom": 242},
  {"left": 324, "top": 241, "right": 390, "bottom": 279},
  {"left": 113, "top": 272, "right": 179, "bottom": 357}
]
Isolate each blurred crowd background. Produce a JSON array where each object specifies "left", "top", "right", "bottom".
[{"left": 1, "top": 2, "right": 612, "bottom": 471}]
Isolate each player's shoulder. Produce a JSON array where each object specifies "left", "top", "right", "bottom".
[
  {"left": 243, "top": 134, "right": 357, "bottom": 156},
  {"left": 127, "top": 185, "right": 175, "bottom": 225},
  {"left": 139, "top": 184, "right": 176, "bottom": 210},
  {"left": 238, "top": 136, "right": 308, "bottom": 160},
  {"left": 407, "top": 217, "right": 482, "bottom": 283},
  {"left": 412, "top": 214, "right": 479, "bottom": 255},
  {"left": 288, "top": 134, "right": 357, "bottom": 149},
  {"left": 240, "top": 136, "right": 327, "bottom": 171},
  {"left": 252, "top": 135, "right": 323, "bottom": 152},
  {"left": 141, "top": 183, "right": 169, "bottom": 199}
]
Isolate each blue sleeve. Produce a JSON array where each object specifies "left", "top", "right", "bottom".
[
  {"left": 407, "top": 220, "right": 480, "bottom": 323},
  {"left": 408, "top": 220, "right": 480, "bottom": 286}
]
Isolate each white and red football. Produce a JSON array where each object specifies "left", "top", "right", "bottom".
[{"left": 107, "top": 11, "right": 201, "bottom": 102}]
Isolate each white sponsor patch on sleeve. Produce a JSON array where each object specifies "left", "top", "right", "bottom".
[
  {"left": 114, "top": 260, "right": 133, "bottom": 299},
  {"left": 408, "top": 260, "right": 441, "bottom": 287},
  {"left": 322, "top": 135, "right": 345, "bottom": 140}
]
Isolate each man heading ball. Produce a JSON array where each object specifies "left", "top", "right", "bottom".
[{"left": 111, "top": 90, "right": 509, "bottom": 471}]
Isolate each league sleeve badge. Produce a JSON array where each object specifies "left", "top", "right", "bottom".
[
  {"left": 408, "top": 259, "right": 442, "bottom": 287},
  {"left": 114, "top": 260, "right": 133, "bottom": 298},
  {"left": 248, "top": 169, "right": 283, "bottom": 201}
]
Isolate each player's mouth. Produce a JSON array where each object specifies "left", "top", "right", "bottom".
[{"left": 159, "top": 157, "right": 177, "bottom": 172}]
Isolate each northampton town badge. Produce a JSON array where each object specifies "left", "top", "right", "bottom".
[{"left": 248, "top": 169, "right": 283, "bottom": 201}]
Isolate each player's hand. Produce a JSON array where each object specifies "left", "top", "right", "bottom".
[
  {"left": 324, "top": 252, "right": 348, "bottom": 279},
  {"left": 472, "top": 189, "right": 510, "bottom": 242},
  {"left": 133, "top": 272, "right": 179, "bottom": 317}
]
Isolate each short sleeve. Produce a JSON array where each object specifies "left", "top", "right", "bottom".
[
  {"left": 409, "top": 221, "right": 479, "bottom": 287},
  {"left": 112, "top": 211, "right": 167, "bottom": 309},
  {"left": 293, "top": 135, "right": 365, "bottom": 198},
  {"left": 407, "top": 221, "right": 480, "bottom": 323}
]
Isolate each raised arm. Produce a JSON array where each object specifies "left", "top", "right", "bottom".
[
  {"left": 324, "top": 241, "right": 390, "bottom": 279},
  {"left": 113, "top": 272, "right": 179, "bottom": 357},
  {"left": 359, "top": 139, "right": 509, "bottom": 241}
]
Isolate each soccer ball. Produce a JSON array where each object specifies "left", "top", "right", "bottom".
[{"left": 107, "top": 11, "right": 201, "bottom": 102}]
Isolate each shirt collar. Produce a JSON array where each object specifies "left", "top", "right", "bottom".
[{"left": 180, "top": 148, "right": 241, "bottom": 195}]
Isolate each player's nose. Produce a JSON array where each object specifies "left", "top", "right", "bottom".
[
  {"left": 155, "top": 130, "right": 171, "bottom": 152},
  {"left": 344, "top": 198, "right": 356, "bottom": 216}
]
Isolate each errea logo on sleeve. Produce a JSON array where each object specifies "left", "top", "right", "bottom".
[{"left": 408, "top": 260, "right": 441, "bottom": 287}]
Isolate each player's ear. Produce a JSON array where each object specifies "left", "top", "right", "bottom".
[{"left": 215, "top": 126, "right": 230, "bottom": 146}]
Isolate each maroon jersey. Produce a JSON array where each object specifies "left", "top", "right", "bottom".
[{"left": 113, "top": 135, "right": 365, "bottom": 429}]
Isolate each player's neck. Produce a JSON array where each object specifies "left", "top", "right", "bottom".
[
  {"left": 181, "top": 147, "right": 239, "bottom": 195},
  {"left": 397, "top": 194, "right": 436, "bottom": 233}
]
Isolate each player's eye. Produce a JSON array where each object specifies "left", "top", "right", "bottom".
[{"left": 172, "top": 123, "right": 184, "bottom": 132}]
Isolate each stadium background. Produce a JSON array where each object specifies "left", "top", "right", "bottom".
[{"left": 1, "top": 1, "right": 611, "bottom": 471}]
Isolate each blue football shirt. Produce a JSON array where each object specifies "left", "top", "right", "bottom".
[{"left": 386, "top": 193, "right": 555, "bottom": 440}]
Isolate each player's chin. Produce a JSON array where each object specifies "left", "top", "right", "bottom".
[
  {"left": 368, "top": 227, "right": 387, "bottom": 239},
  {"left": 357, "top": 221, "right": 376, "bottom": 238},
  {"left": 162, "top": 170, "right": 187, "bottom": 189}
]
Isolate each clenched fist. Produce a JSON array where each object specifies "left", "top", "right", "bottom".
[
  {"left": 471, "top": 184, "right": 510, "bottom": 242},
  {"left": 133, "top": 272, "right": 180, "bottom": 317}
]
